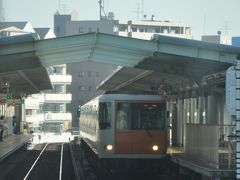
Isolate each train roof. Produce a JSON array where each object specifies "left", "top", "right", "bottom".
[{"left": 81, "top": 93, "right": 165, "bottom": 107}]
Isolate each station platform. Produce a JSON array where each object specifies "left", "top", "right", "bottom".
[
  {"left": 0, "top": 134, "right": 33, "bottom": 162},
  {"left": 168, "top": 147, "right": 235, "bottom": 179}
]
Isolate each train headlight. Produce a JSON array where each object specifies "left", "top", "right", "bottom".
[
  {"left": 152, "top": 145, "right": 159, "bottom": 151},
  {"left": 105, "top": 144, "right": 113, "bottom": 151}
]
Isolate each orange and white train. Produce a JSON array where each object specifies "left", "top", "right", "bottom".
[{"left": 79, "top": 93, "right": 168, "bottom": 165}]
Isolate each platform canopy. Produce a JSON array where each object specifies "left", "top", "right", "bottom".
[
  {"left": 0, "top": 34, "right": 52, "bottom": 97},
  {"left": 1, "top": 32, "right": 240, "bottom": 95},
  {"left": 96, "top": 35, "right": 240, "bottom": 93}
]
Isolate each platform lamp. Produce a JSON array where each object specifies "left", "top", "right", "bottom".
[{"left": 2, "top": 81, "right": 10, "bottom": 93}]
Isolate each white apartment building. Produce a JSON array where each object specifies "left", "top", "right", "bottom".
[
  {"left": 54, "top": 11, "right": 192, "bottom": 128},
  {"left": 55, "top": 11, "right": 192, "bottom": 40},
  {"left": 25, "top": 63, "right": 72, "bottom": 133},
  {"left": 0, "top": 21, "right": 72, "bottom": 133}
]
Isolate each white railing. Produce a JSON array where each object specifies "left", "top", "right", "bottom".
[
  {"left": 45, "top": 94, "right": 72, "bottom": 102},
  {"left": 25, "top": 114, "right": 45, "bottom": 122},
  {"left": 25, "top": 99, "right": 41, "bottom": 109},
  {"left": 49, "top": 74, "right": 72, "bottom": 84},
  {"left": 45, "top": 112, "right": 72, "bottom": 121}
]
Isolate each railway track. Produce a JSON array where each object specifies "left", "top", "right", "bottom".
[
  {"left": 0, "top": 143, "right": 75, "bottom": 180},
  {"left": 71, "top": 140, "right": 188, "bottom": 180},
  {"left": 0, "top": 140, "right": 188, "bottom": 180}
]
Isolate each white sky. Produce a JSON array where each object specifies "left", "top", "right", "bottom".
[{"left": 3, "top": 0, "right": 240, "bottom": 40}]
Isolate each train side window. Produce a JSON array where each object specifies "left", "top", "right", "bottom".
[
  {"left": 117, "top": 103, "right": 131, "bottom": 130},
  {"left": 99, "top": 102, "right": 111, "bottom": 129}
]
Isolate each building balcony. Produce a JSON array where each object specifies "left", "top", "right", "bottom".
[
  {"left": 45, "top": 112, "right": 72, "bottom": 121},
  {"left": 25, "top": 94, "right": 45, "bottom": 109},
  {"left": 25, "top": 100, "right": 40, "bottom": 109},
  {"left": 26, "top": 113, "right": 72, "bottom": 123},
  {"left": 25, "top": 114, "right": 45, "bottom": 123},
  {"left": 45, "top": 93, "right": 72, "bottom": 103},
  {"left": 49, "top": 74, "right": 72, "bottom": 84}
]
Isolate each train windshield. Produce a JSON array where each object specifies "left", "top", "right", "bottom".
[{"left": 116, "top": 102, "right": 166, "bottom": 130}]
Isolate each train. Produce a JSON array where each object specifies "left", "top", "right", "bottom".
[{"left": 79, "top": 93, "right": 168, "bottom": 173}]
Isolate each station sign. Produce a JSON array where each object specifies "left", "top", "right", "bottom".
[{"left": 0, "top": 93, "right": 24, "bottom": 105}]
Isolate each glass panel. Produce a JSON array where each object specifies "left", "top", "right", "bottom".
[
  {"left": 117, "top": 103, "right": 131, "bottom": 130},
  {"left": 117, "top": 102, "right": 166, "bottom": 130},
  {"left": 99, "top": 102, "right": 111, "bottom": 129}
]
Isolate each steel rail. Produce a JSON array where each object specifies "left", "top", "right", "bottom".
[
  {"left": 59, "top": 143, "right": 64, "bottom": 180},
  {"left": 23, "top": 143, "right": 49, "bottom": 180}
]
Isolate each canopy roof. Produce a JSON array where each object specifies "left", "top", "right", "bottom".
[
  {"left": 0, "top": 34, "right": 52, "bottom": 97},
  {"left": 1, "top": 32, "right": 240, "bottom": 96}
]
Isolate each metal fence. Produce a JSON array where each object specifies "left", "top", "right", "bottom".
[{"left": 186, "top": 124, "right": 236, "bottom": 169}]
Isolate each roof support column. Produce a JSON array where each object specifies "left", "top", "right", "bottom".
[
  {"left": 235, "top": 59, "right": 240, "bottom": 179},
  {"left": 206, "top": 95, "right": 218, "bottom": 125}
]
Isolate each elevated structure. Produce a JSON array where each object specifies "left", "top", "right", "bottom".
[
  {"left": 2, "top": 32, "right": 238, "bottom": 179},
  {"left": 1, "top": 32, "right": 237, "bottom": 85}
]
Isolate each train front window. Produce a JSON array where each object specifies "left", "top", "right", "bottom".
[
  {"left": 99, "top": 102, "right": 111, "bottom": 129},
  {"left": 117, "top": 102, "right": 165, "bottom": 130}
]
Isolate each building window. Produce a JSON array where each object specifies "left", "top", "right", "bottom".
[
  {"left": 78, "top": 100, "right": 84, "bottom": 106},
  {"left": 155, "top": 28, "right": 160, "bottom": 33},
  {"left": 118, "top": 25, "right": 127, "bottom": 32},
  {"left": 53, "top": 85, "right": 64, "bottom": 93},
  {"left": 139, "top": 28, "right": 144, "bottom": 32},
  {"left": 79, "top": 27, "right": 84, "bottom": 33},
  {"left": 52, "top": 66, "right": 63, "bottom": 74},
  {"left": 78, "top": 72, "right": 84, "bottom": 77},
  {"left": 161, "top": 26, "right": 169, "bottom": 34},
  {"left": 88, "top": 71, "right": 92, "bottom": 77},
  {"left": 26, "top": 109, "right": 32, "bottom": 115},
  {"left": 132, "top": 27, "right": 137, "bottom": 32},
  {"left": 60, "top": 105, "right": 64, "bottom": 112},
  {"left": 170, "top": 27, "right": 180, "bottom": 34},
  {"left": 88, "top": 86, "right": 92, "bottom": 91},
  {"left": 56, "top": 26, "right": 60, "bottom": 33},
  {"left": 88, "top": 27, "right": 92, "bottom": 32},
  {"left": 78, "top": 85, "right": 85, "bottom": 91}
]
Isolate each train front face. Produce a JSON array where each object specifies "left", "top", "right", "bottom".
[{"left": 114, "top": 99, "right": 167, "bottom": 158}]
